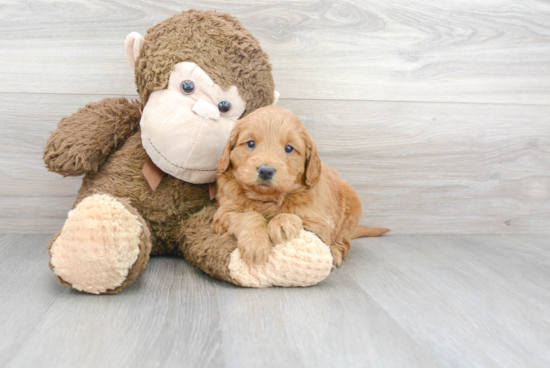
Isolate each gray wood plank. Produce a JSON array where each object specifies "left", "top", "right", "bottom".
[
  {"left": 502, "top": 234, "right": 550, "bottom": 251},
  {"left": 0, "top": 197, "right": 75, "bottom": 233},
  {"left": 0, "top": 234, "right": 68, "bottom": 367},
  {"left": 2, "top": 234, "right": 550, "bottom": 367},
  {"left": 2, "top": 239, "right": 225, "bottom": 368},
  {"left": 345, "top": 235, "right": 550, "bottom": 368},
  {"left": 2, "top": 93, "right": 549, "bottom": 234},
  {"left": 0, "top": 234, "right": 443, "bottom": 368},
  {"left": 0, "top": 0, "right": 549, "bottom": 104},
  {"left": 286, "top": 99, "right": 550, "bottom": 235},
  {"left": 216, "top": 270, "right": 443, "bottom": 368}
]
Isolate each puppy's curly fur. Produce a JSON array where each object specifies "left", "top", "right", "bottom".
[{"left": 213, "top": 106, "right": 389, "bottom": 265}]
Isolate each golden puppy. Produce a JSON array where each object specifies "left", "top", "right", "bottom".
[{"left": 213, "top": 106, "right": 389, "bottom": 265}]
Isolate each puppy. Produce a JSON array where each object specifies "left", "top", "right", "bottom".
[{"left": 213, "top": 106, "right": 389, "bottom": 265}]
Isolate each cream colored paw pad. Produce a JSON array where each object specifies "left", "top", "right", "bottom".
[
  {"left": 228, "top": 230, "right": 333, "bottom": 287},
  {"left": 50, "top": 194, "right": 142, "bottom": 294}
]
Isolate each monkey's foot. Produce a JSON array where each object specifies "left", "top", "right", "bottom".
[
  {"left": 228, "top": 230, "right": 333, "bottom": 287},
  {"left": 48, "top": 194, "right": 152, "bottom": 294}
]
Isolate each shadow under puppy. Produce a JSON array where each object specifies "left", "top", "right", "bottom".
[{"left": 213, "top": 106, "right": 389, "bottom": 266}]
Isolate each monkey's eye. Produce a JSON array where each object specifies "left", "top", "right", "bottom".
[
  {"left": 218, "top": 101, "right": 231, "bottom": 113},
  {"left": 181, "top": 80, "right": 195, "bottom": 94},
  {"left": 247, "top": 140, "right": 256, "bottom": 149},
  {"left": 285, "top": 145, "right": 294, "bottom": 153}
]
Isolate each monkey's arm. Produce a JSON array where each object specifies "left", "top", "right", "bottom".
[
  {"left": 44, "top": 97, "right": 141, "bottom": 176},
  {"left": 181, "top": 205, "right": 334, "bottom": 287}
]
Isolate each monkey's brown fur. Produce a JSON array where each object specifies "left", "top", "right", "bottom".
[
  {"left": 136, "top": 10, "right": 275, "bottom": 116},
  {"left": 44, "top": 10, "right": 275, "bottom": 291}
]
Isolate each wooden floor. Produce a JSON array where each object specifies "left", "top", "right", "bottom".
[{"left": 1, "top": 234, "right": 549, "bottom": 368}]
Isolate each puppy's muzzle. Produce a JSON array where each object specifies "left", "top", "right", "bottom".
[{"left": 257, "top": 165, "right": 276, "bottom": 181}]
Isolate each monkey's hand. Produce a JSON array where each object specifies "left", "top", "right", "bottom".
[{"left": 44, "top": 97, "right": 141, "bottom": 176}]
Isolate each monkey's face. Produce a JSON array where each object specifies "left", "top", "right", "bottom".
[{"left": 140, "top": 62, "right": 246, "bottom": 183}]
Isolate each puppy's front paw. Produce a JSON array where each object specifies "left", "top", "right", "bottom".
[
  {"left": 238, "top": 229, "right": 272, "bottom": 265},
  {"left": 267, "top": 214, "right": 303, "bottom": 244},
  {"left": 212, "top": 213, "right": 229, "bottom": 234},
  {"left": 331, "top": 249, "right": 343, "bottom": 266}
]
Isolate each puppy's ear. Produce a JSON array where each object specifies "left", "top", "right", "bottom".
[
  {"left": 217, "top": 123, "right": 240, "bottom": 174},
  {"left": 304, "top": 131, "right": 322, "bottom": 188}
]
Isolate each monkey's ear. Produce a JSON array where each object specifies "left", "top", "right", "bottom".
[
  {"left": 273, "top": 91, "right": 280, "bottom": 105},
  {"left": 125, "top": 32, "right": 145, "bottom": 69},
  {"left": 217, "top": 124, "right": 240, "bottom": 174},
  {"left": 304, "top": 130, "right": 322, "bottom": 188}
]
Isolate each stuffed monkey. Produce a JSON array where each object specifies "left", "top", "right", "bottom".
[{"left": 43, "top": 10, "right": 334, "bottom": 294}]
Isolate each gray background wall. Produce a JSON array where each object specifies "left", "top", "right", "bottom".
[{"left": 1, "top": 0, "right": 549, "bottom": 234}]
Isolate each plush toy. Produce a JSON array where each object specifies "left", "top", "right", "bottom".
[{"left": 43, "top": 10, "right": 334, "bottom": 294}]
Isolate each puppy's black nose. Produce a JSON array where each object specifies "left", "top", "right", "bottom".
[{"left": 257, "top": 165, "right": 276, "bottom": 181}]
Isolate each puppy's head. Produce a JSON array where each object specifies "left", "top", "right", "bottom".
[{"left": 218, "top": 106, "right": 321, "bottom": 196}]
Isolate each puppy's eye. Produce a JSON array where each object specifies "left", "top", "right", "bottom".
[
  {"left": 247, "top": 140, "right": 256, "bottom": 149},
  {"left": 285, "top": 145, "right": 294, "bottom": 153},
  {"left": 218, "top": 101, "right": 231, "bottom": 113},
  {"left": 181, "top": 80, "right": 195, "bottom": 94}
]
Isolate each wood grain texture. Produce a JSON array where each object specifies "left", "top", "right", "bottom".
[
  {"left": 0, "top": 0, "right": 549, "bottom": 104},
  {"left": 286, "top": 99, "right": 550, "bottom": 234},
  {"left": 1, "top": 1, "right": 549, "bottom": 233},
  {"left": 1, "top": 233, "right": 549, "bottom": 367},
  {"left": 503, "top": 234, "right": 550, "bottom": 250},
  {"left": 216, "top": 266, "right": 441, "bottom": 368},
  {"left": 2, "top": 93, "right": 548, "bottom": 233},
  {"left": 0, "top": 234, "right": 225, "bottom": 368},
  {"left": 344, "top": 235, "right": 550, "bottom": 367}
]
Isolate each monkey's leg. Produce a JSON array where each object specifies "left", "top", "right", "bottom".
[
  {"left": 48, "top": 194, "right": 152, "bottom": 294},
  {"left": 180, "top": 205, "right": 333, "bottom": 287}
]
